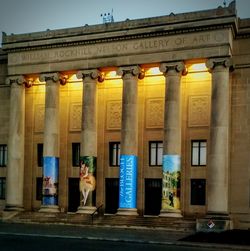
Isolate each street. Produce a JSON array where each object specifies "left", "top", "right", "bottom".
[
  {"left": 0, "top": 234, "right": 230, "bottom": 251},
  {"left": 0, "top": 222, "right": 243, "bottom": 251}
]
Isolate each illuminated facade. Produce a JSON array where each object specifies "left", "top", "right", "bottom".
[{"left": 0, "top": 1, "right": 250, "bottom": 230}]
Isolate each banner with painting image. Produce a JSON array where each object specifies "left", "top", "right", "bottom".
[
  {"left": 162, "top": 155, "right": 181, "bottom": 210},
  {"left": 79, "top": 156, "right": 96, "bottom": 206},
  {"left": 42, "top": 157, "right": 59, "bottom": 206}
]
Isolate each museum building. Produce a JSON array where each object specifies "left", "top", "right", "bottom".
[{"left": 0, "top": 1, "right": 250, "bottom": 230}]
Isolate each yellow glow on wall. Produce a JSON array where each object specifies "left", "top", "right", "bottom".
[
  {"left": 67, "top": 74, "right": 80, "bottom": 82},
  {"left": 185, "top": 63, "right": 210, "bottom": 81},
  {"left": 188, "top": 63, "right": 207, "bottom": 73},
  {"left": 105, "top": 70, "right": 119, "bottom": 79},
  {"left": 145, "top": 67, "right": 161, "bottom": 76},
  {"left": 64, "top": 74, "right": 82, "bottom": 91},
  {"left": 69, "top": 81, "right": 82, "bottom": 90}
]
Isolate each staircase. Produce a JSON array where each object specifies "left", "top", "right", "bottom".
[
  {"left": 3, "top": 211, "right": 196, "bottom": 232},
  {"left": 94, "top": 215, "right": 195, "bottom": 232}
]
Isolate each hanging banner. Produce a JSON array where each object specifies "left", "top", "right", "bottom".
[
  {"left": 162, "top": 155, "right": 181, "bottom": 210},
  {"left": 42, "top": 157, "right": 59, "bottom": 206},
  {"left": 79, "top": 156, "right": 96, "bottom": 206},
  {"left": 119, "top": 155, "right": 137, "bottom": 209}
]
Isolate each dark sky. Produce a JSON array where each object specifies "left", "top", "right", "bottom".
[{"left": 0, "top": 0, "right": 249, "bottom": 45}]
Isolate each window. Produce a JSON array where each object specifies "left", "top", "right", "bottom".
[
  {"left": 72, "top": 143, "right": 80, "bottom": 167},
  {"left": 190, "top": 179, "right": 206, "bottom": 205},
  {"left": 109, "top": 142, "right": 120, "bottom": 166},
  {"left": 0, "top": 144, "right": 7, "bottom": 167},
  {"left": 0, "top": 177, "right": 6, "bottom": 199},
  {"left": 149, "top": 141, "right": 163, "bottom": 166},
  {"left": 191, "top": 140, "right": 207, "bottom": 166},
  {"left": 37, "top": 144, "right": 43, "bottom": 167},
  {"left": 36, "top": 177, "right": 43, "bottom": 201}
]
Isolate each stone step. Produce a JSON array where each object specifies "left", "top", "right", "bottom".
[
  {"left": 6, "top": 211, "right": 196, "bottom": 232},
  {"left": 11, "top": 212, "right": 92, "bottom": 225},
  {"left": 92, "top": 215, "right": 195, "bottom": 231}
]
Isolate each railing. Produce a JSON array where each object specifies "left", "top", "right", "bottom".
[{"left": 91, "top": 204, "right": 103, "bottom": 224}]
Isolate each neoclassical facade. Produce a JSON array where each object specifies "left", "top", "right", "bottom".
[{"left": 0, "top": 1, "right": 250, "bottom": 230}]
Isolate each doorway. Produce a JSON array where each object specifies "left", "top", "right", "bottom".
[
  {"left": 68, "top": 178, "right": 80, "bottom": 212},
  {"left": 144, "top": 179, "right": 162, "bottom": 215},
  {"left": 105, "top": 178, "right": 119, "bottom": 214}
]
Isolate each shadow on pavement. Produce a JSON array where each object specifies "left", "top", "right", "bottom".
[{"left": 180, "top": 229, "right": 250, "bottom": 246}]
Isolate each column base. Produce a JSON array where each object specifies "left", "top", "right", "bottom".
[
  {"left": 4, "top": 204, "right": 24, "bottom": 212},
  {"left": 39, "top": 205, "right": 60, "bottom": 213},
  {"left": 196, "top": 213, "right": 233, "bottom": 232},
  {"left": 116, "top": 208, "right": 138, "bottom": 216},
  {"left": 159, "top": 209, "right": 183, "bottom": 218},
  {"left": 76, "top": 206, "right": 97, "bottom": 214}
]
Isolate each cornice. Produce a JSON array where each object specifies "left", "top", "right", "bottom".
[
  {"left": 236, "top": 18, "right": 250, "bottom": 39},
  {"left": 0, "top": 49, "right": 7, "bottom": 62},
  {"left": 2, "top": 23, "right": 235, "bottom": 53},
  {"left": 3, "top": 3, "right": 236, "bottom": 43},
  {"left": 236, "top": 34, "right": 250, "bottom": 39}
]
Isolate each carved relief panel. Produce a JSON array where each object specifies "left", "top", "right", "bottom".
[
  {"left": 69, "top": 103, "right": 82, "bottom": 131},
  {"left": 145, "top": 98, "right": 164, "bottom": 129},
  {"left": 188, "top": 95, "right": 210, "bottom": 127},
  {"left": 106, "top": 100, "right": 122, "bottom": 130}
]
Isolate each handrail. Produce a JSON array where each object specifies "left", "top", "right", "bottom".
[{"left": 91, "top": 204, "right": 103, "bottom": 224}]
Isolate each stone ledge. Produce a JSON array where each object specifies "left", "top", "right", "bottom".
[{"left": 196, "top": 218, "right": 233, "bottom": 232}]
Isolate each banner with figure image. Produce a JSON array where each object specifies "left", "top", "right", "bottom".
[
  {"left": 42, "top": 157, "right": 59, "bottom": 206},
  {"left": 119, "top": 155, "right": 137, "bottom": 209},
  {"left": 79, "top": 156, "right": 96, "bottom": 206},
  {"left": 162, "top": 155, "right": 181, "bottom": 210}
]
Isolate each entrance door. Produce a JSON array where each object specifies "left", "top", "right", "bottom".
[
  {"left": 105, "top": 178, "right": 119, "bottom": 214},
  {"left": 68, "top": 178, "right": 80, "bottom": 212},
  {"left": 144, "top": 179, "right": 162, "bottom": 215}
]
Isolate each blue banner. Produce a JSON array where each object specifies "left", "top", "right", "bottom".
[
  {"left": 42, "top": 156, "right": 59, "bottom": 206},
  {"left": 119, "top": 155, "right": 137, "bottom": 209},
  {"left": 162, "top": 155, "right": 181, "bottom": 210}
]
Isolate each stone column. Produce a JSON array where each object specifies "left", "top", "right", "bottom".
[
  {"left": 5, "top": 76, "right": 27, "bottom": 211},
  {"left": 206, "top": 58, "right": 233, "bottom": 216},
  {"left": 196, "top": 58, "right": 234, "bottom": 232},
  {"left": 159, "top": 62, "right": 186, "bottom": 218},
  {"left": 39, "top": 73, "right": 64, "bottom": 213},
  {"left": 116, "top": 65, "right": 144, "bottom": 216},
  {"left": 76, "top": 69, "right": 103, "bottom": 214}
]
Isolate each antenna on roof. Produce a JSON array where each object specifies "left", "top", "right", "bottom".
[{"left": 100, "top": 9, "right": 114, "bottom": 23}]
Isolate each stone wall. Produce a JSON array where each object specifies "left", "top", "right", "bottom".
[
  {"left": 0, "top": 49, "right": 8, "bottom": 210},
  {"left": 230, "top": 36, "right": 250, "bottom": 229}
]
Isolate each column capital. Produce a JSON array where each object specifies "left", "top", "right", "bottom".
[
  {"left": 117, "top": 65, "right": 145, "bottom": 79},
  {"left": 160, "top": 61, "right": 187, "bottom": 76},
  {"left": 206, "top": 58, "right": 234, "bottom": 73},
  {"left": 6, "top": 75, "right": 34, "bottom": 88},
  {"left": 76, "top": 69, "right": 104, "bottom": 82},
  {"left": 6, "top": 75, "right": 25, "bottom": 86},
  {"left": 39, "top": 72, "right": 67, "bottom": 85}
]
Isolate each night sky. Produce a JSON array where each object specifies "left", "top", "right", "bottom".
[{"left": 0, "top": 0, "right": 249, "bottom": 45}]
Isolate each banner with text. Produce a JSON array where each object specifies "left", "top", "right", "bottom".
[
  {"left": 42, "top": 157, "right": 59, "bottom": 206},
  {"left": 119, "top": 155, "right": 137, "bottom": 209}
]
